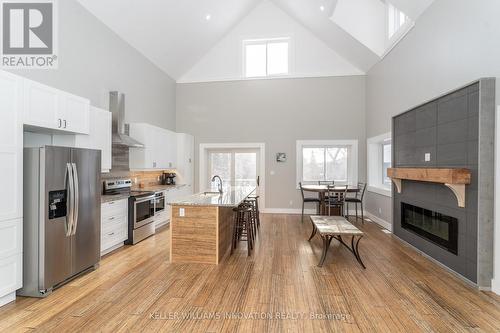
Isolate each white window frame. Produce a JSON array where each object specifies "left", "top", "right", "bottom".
[
  {"left": 387, "top": 3, "right": 413, "bottom": 42},
  {"left": 367, "top": 132, "right": 392, "bottom": 197},
  {"left": 199, "top": 142, "right": 266, "bottom": 209},
  {"left": 296, "top": 140, "right": 358, "bottom": 188},
  {"left": 242, "top": 37, "right": 290, "bottom": 78}
]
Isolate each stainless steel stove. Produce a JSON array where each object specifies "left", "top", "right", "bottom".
[{"left": 103, "top": 179, "right": 157, "bottom": 244}]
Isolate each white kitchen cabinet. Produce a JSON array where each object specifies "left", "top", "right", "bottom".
[
  {"left": 129, "top": 123, "right": 177, "bottom": 170},
  {"left": 53, "top": 107, "right": 112, "bottom": 172},
  {"left": 176, "top": 133, "right": 194, "bottom": 186},
  {"left": 0, "top": 71, "right": 23, "bottom": 222},
  {"left": 62, "top": 93, "right": 90, "bottom": 134},
  {"left": 23, "top": 79, "right": 89, "bottom": 134},
  {"left": 101, "top": 199, "right": 128, "bottom": 256},
  {"left": 0, "top": 70, "right": 23, "bottom": 307}
]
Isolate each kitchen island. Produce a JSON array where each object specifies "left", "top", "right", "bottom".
[{"left": 167, "top": 186, "right": 256, "bottom": 264}]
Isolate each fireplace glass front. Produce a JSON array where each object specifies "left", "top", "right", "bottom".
[{"left": 401, "top": 203, "right": 458, "bottom": 255}]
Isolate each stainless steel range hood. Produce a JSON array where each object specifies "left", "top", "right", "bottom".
[{"left": 109, "top": 91, "right": 144, "bottom": 148}]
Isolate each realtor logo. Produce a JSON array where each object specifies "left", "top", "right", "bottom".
[{"left": 1, "top": 0, "right": 58, "bottom": 68}]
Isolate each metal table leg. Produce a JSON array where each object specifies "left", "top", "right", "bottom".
[{"left": 318, "top": 236, "right": 333, "bottom": 267}]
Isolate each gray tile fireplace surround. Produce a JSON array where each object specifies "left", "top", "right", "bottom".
[{"left": 392, "top": 78, "right": 495, "bottom": 288}]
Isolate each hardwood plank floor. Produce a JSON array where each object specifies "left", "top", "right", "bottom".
[{"left": 0, "top": 214, "right": 499, "bottom": 332}]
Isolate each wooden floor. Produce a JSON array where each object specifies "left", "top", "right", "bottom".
[{"left": 1, "top": 214, "right": 499, "bottom": 332}]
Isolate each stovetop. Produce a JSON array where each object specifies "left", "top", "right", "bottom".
[{"left": 103, "top": 189, "right": 154, "bottom": 199}]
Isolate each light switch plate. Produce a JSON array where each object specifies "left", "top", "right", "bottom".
[
  {"left": 425, "top": 153, "right": 431, "bottom": 162},
  {"left": 179, "top": 208, "right": 185, "bottom": 217}
]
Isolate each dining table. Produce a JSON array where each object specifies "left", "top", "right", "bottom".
[{"left": 301, "top": 184, "right": 359, "bottom": 215}]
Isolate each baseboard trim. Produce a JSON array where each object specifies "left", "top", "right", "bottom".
[
  {"left": 491, "top": 278, "right": 500, "bottom": 295},
  {"left": 0, "top": 292, "right": 16, "bottom": 307},
  {"left": 365, "top": 211, "right": 392, "bottom": 231}
]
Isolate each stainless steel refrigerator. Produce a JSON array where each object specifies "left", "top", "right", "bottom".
[{"left": 19, "top": 146, "right": 101, "bottom": 297}]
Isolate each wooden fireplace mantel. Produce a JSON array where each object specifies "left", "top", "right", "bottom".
[{"left": 387, "top": 168, "right": 471, "bottom": 208}]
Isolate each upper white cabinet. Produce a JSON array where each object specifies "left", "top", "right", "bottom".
[
  {"left": 23, "top": 79, "right": 89, "bottom": 134},
  {"left": 53, "top": 107, "right": 112, "bottom": 172},
  {"left": 0, "top": 71, "right": 23, "bottom": 222},
  {"left": 0, "top": 70, "right": 23, "bottom": 306},
  {"left": 63, "top": 93, "right": 90, "bottom": 134},
  {"left": 129, "top": 123, "right": 177, "bottom": 170},
  {"left": 176, "top": 133, "right": 194, "bottom": 186}
]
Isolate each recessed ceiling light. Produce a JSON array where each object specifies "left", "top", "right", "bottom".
[
  {"left": 319, "top": 5, "right": 325, "bottom": 12},
  {"left": 205, "top": 14, "right": 211, "bottom": 21}
]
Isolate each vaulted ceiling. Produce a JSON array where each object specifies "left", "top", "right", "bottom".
[{"left": 77, "top": 0, "right": 434, "bottom": 80}]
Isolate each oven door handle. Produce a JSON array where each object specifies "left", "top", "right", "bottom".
[{"left": 135, "top": 195, "right": 156, "bottom": 204}]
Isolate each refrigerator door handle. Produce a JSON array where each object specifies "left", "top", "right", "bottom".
[
  {"left": 65, "top": 163, "right": 74, "bottom": 237},
  {"left": 71, "top": 163, "right": 79, "bottom": 235}
]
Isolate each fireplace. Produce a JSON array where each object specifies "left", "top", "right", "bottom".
[{"left": 401, "top": 203, "right": 458, "bottom": 255}]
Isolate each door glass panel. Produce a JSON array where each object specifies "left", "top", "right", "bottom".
[
  {"left": 235, "top": 153, "right": 257, "bottom": 187},
  {"left": 209, "top": 152, "right": 232, "bottom": 188}
]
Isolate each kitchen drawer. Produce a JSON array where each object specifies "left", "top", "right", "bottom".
[
  {"left": 101, "top": 214, "right": 127, "bottom": 231},
  {"left": 101, "top": 227, "right": 127, "bottom": 253},
  {"left": 0, "top": 219, "right": 22, "bottom": 259},
  {"left": 0, "top": 253, "right": 22, "bottom": 297},
  {"left": 154, "top": 211, "right": 170, "bottom": 224},
  {"left": 101, "top": 215, "right": 127, "bottom": 254},
  {"left": 102, "top": 199, "right": 128, "bottom": 218}
]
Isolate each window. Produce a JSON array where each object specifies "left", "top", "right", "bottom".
[
  {"left": 367, "top": 133, "right": 392, "bottom": 197},
  {"left": 382, "top": 142, "right": 392, "bottom": 185},
  {"left": 296, "top": 140, "right": 358, "bottom": 186},
  {"left": 208, "top": 149, "right": 259, "bottom": 189},
  {"left": 388, "top": 3, "right": 409, "bottom": 39},
  {"left": 244, "top": 38, "right": 289, "bottom": 78}
]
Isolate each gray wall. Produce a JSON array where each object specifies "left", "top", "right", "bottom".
[
  {"left": 364, "top": 0, "right": 500, "bottom": 223},
  {"left": 8, "top": 0, "right": 176, "bottom": 131},
  {"left": 176, "top": 76, "right": 366, "bottom": 210},
  {"left": 392, "top": 82, "right": 481, "bottom": 284}
]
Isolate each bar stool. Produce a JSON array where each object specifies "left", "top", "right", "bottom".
[
  {"left": 231, "top": 204, "right": 254, "bottom": 256},
  {"left": 244, "top": 198, "right": 258, "bottom": 237},
  {"left": 246, "top": 194, "right": 260, "bottom": 229}
]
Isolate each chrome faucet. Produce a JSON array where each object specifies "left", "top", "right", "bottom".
[{"left": 211, "top": 175, "right": 223, "bottom": 194}]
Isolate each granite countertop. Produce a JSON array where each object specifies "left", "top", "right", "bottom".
[
  {"left": 101, "top": 184, "right": 189, "bottom": 203},
  {"left": 167, "top": 186, "right": 256, "bottom": 207}
]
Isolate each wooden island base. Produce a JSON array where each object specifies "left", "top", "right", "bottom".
[{"left": 170, "top": 205, "right": 234, "bottom": 264}]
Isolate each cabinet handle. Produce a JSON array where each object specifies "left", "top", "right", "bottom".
[
  {"left": 64, "top": 119, "right": 67, "bottom": 128},
  {"left": 58, "top": 119, "right": 62, "bottom": 128},
  {"left": 108, "top": 201, "right": 114, "bottom": 204},
  {"left": 108, "top": 217, "right": 115, "bottom": 221},
  {"left": 108, "top": 232, "right": 115, "bottom": 236}
]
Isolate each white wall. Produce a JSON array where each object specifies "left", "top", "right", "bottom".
[
  {"left": 176, "top": 76, "right": 366, "bottom": 211},
  {"left": 364, "top": 0, "right": 500, "bottom": 293},
  {"left": 331, "top": 0, "right": 387, "bottom": 56},
  {"left": 179, "top": 1, "right": 363, "bottom": 83},
  {"left": 8, "top": 0, "right": 176, "bottom": 131}
]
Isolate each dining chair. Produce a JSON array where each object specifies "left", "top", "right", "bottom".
[
  {"left": 325, "top": 184, "right": 347, "bottom": 216},
  {"left": 345, "top": 182, "right": 367, "bottom": 223},
  {"left": 299, "top": 182, "right": 321, "bottom": 223}
]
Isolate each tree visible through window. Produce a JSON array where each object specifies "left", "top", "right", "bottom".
[{"left": 302, "top": 146, "right": 348, "bottom": 182}]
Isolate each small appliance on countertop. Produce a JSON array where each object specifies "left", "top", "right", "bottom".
[
  {"left": 161, "top": 172, "right": 176, "bottom": 185},
  {"left": 103, "top": 179, "right": 157, "bottom": 245}
]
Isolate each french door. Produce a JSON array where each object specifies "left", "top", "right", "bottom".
[{"left": 207, "top": 149, "right": 260, "bottom": 191}]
